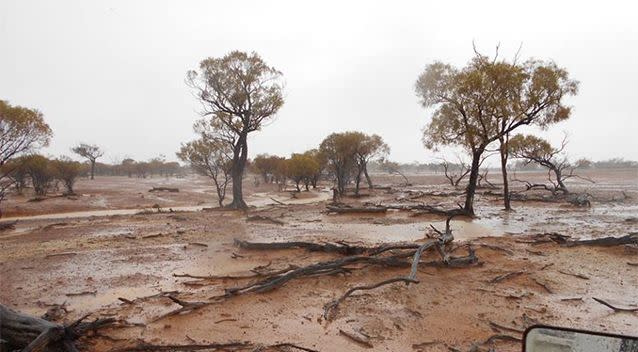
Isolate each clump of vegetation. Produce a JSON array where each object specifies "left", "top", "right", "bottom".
[
  {"left": 0, "top": 100, "right": 52, "bottom": 213},
  {"left": 178, "top": 137, "right": 232, "bottom": 207},
  {"left": 286, "top": 153, "right": 320, "bottom": 192},
  {"left": 319, "top": 132, "right": 388, "bottom": 197},
  {"left": 51, "top": 157, "right": 85, "bottom": 195},
  {"left": 22, "top": 155, "right": 56, "bottom": 197}
]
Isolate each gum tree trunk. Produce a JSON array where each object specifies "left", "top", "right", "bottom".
[
  {"left": 364, "top": 165, "right": 373, "bottom": 189},
  {"left": 499, "top": 137, "right": 511, "bottom": 210},
  {"left": 463, "top": 148, "right": 485, "bottom": 216},
  {"left": 228, "top": 133, "right": 248, "bottom": 209}
]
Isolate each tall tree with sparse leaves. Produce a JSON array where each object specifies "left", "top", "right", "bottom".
[
  {"left": 187, "top": 51, "right": 284, "bottom": 209},
  {"left": 71, "top": 143, "right": 104, "bottom": 180}
]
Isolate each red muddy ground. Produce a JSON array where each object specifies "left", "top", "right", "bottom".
[{"left": 0, "top": 169, "right": 636, "bottom": 351}]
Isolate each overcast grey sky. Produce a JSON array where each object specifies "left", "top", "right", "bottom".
[{"left": 1, "top": 0, "right": 636, "bottom": 164}]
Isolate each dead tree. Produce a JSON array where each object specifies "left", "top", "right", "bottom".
[
  {"left": 477, "top": 168, "right": 497, "bottom": 189},
  {"left": 0, "top": 304, "right": 114, "bottom": 351},
  {"left": 163, "top": 216, "right": 479, "bottom": 321},
  {"left": 440, "top": 157, "right": 470, "bottom": 187},
  {"left": 380, "top": 160, "right": 410, "bottom": 186},
  {"left": 439, "top": 153, "right": 492, "bottom": 189},
  {"left": 509, "top": 134, "right": 594, "bottom": 196}
]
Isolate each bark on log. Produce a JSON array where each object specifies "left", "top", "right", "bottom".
[
  {"left": 0, "top": 304, "right": 64, "bottom": 351},
  {"left": 561, "top": 233, "right": 638, "bottom": 247},
  {"left": 326, "top": 205, "right": 388, "bottom": 214},
  {"left": 0, "top": 220, "right": 18, "bottom": 231},
  {"left": 148, "top": 187, "right": 179, "bottom": 193},
  {"left": 245, "top": 215, "right": 285, "bottom": 225},
  {"left": 234, "top": 238, "right": 372, "bottom": 255},
  {"left": 0, "top": 304, "right": 114, "bottom": 351}
]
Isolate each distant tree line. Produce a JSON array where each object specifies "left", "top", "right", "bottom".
[
  {"left": 3, "top": 48, "right": 637, "bottom": 217},
  {"left": 91, "top": 157, "right": 183, "bottom": 178}
]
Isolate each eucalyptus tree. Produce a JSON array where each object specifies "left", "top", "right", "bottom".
[
  {"left": 178, "top": 137, "right": 232, "bottom": 207},
  {"left": 355, "top": 133, "right": 389, "bottom": 190},
  {"left": 416, "top": 49, "right": 578, "bottom": 215},
  {"left": 0, "top": 100, "right": 52, "bottom": 214},
  {"left": 286, "top": 153, "right": 320, "bottom": 191},
  {"left": 187, "top": 51, "right": 284, "bottom": 209},
  {"left": 71, "top": 143, "right": 104, "bottom": 180},
  {"left": 319, "top": 132, "right": 359, "bottom": 196}
]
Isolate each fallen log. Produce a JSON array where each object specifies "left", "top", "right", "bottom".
[
  {"left": 234, "top": 238, "right": 372, "bottom": 255},
  {"left": 592, "top": 297, "right": 638, "bottom": 312},
  {"left": 0, "top": 220, "right": 18, "bottom": 231},
  {"left": 110, "top": 341, "right": 318, "bottom": 352},
  {"left": 322, "top": 217, "right": 476, "bottom": 320},
  {"left": 149, "top": 187, "right": 179, "bottom": 192},
  {"left": 381, "top": 203, "right": 469, "bottom": 217},
  {"left": 246, "top": 215, "right": 285, "bottom": 225},
  {"left": 158, "top": 216, "right": 479, "bottom": 322},
  {"left": 0, "top": 304, "right": 114, "bottom": 351},
  {"left": 326, "top": 205, "right": 388, "bottom": 214},
  {"left": 339, "top": 328, "right": 373, "bottom": 348},
  {"left": 489, "top": 271, "right": 526, "bottom": 284},
  {"left": 561, "top": 233, "right": 638, "bottom": 247}
]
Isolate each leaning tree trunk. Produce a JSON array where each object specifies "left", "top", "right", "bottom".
[
  {"left": 363, "top": 165, "right": 373, "bottom": 189},
  {"left": 499, "top": 137, "right": 511, "bottom": 210},
  {"left": 463, "top": 149, "right": 484, "bottom": 216},
  {"left": 354, "top": 169, "right": 362, "bottom": 196},
  {"left": 228, "top": 134, "right": 248, "bottom": 209},
  {"left": 553, "top": 167, "right": 569, "bottom": 194}
]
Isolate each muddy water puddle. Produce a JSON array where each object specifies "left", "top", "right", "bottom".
[{"left": 258, "top": 214, "right": 525, "bottom": 243}]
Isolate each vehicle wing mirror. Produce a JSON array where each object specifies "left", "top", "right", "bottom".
[{"left": 524, "top": 325, "right": 638, "bottom": 352}]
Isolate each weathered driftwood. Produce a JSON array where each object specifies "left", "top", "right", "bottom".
[
  {"left": 245, "top": 215, "right": 285, "bottom": 225},
  {"left": 524, "top": 232, "right": 638, "bottom": 247},
  {"left": 558, "top": 233, "right": 638, "bottom": 247},
  {"left": 163, "top": 217, "right": 478, "bottom": 322},
  {"left": 234, "top": 238, "right": 372, "bottom": 255},
  {"left": 326, "top": 205, "right": 388, "bottom": 214},
  {"left": 110, "top": 341, "right": 318, "bottom": 352},
  {"left": 0, "top": 304, "right": 114, "bottom": 351},
  {"left": 148, "top": 187, "right": 179, "bottom": 193},
  {"left": 592, "top": 297, "right": 638, "bottom": 312},
  {"left": 339, "top": 328, "right": 373, "bottom": 348},
  {"left": 322, "top": 217, "right": 477, "bottom": 320},
  {"left": 379, "top": 203, "right": 470, "bottom": 217},
  {"left": 0, "top": 220, "right": 18, "bottom": 231}
]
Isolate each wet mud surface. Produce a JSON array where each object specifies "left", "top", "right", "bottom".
[{"left": 0, "top": 169, "right": 636, "bottom": 351}]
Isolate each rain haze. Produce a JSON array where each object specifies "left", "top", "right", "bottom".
[
  {"left": 3, "top": 2, "right": 638, "bottom": 350},
  {"left": 1, "top": 0, "right": 637, "bottom": 163}
]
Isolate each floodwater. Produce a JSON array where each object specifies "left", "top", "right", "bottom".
[{"left": 1, "top": 189, "right": 332, "bottom": 222}]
